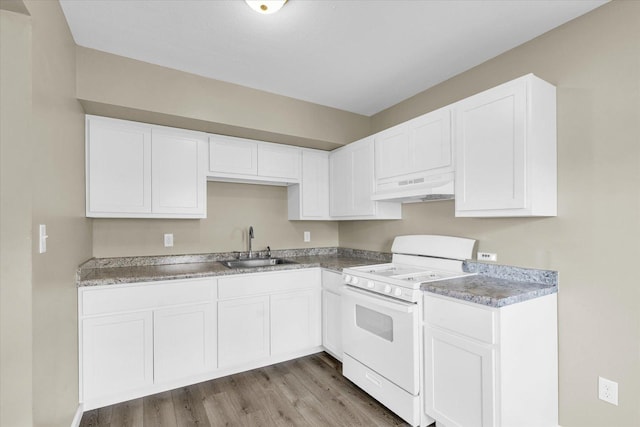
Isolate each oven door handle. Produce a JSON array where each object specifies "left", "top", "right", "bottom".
[{"left": 342, "top": 285, "right": 417, "bottom": 313}]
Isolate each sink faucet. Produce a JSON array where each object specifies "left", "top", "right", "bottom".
[{"left": 248, "top": 226, "right": 255, "bottom": 258}]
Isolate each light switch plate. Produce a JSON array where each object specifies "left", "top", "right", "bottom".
[
  {"left": 39, "top": 224, "right": 48, "bottom": 253},
  {"left": 304, "top": 231, "right": 311, "bottom": 242}
]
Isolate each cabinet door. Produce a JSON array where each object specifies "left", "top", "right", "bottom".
[
  {"left": 257, "top": 144, "right": 301, "bottom": 180},
  {"left": 301, "top": 150, "right": 329, "bottom": 218},
  {"left": 152, "top": 129, "right": 206, "bottom": 216},
  {"left": 271, "top": 288, "right": 321, "bottom": 356},
  {"left": 153, "top": 303, "right": 215, "bottom": 383},
  {"left": 218, "top": 296, "right": 270, "bottom": 368},
  {"left": 455, "top": 79, "right": 527, "bottom": 212},
  {"left": 424, "top": 326, "right": 495, "bottom": 427},
  {"left": 409, "top": 107, "right": 452, "bottom": 173},
  {"left": 86, "top": 117, "right": 152, "bottom": 215},
  {"left": 81, "top": 312, "right": 153, "bottom": 402},
  {"left": 209, "top": 135, "right": 258, "bottom": 176},
  {"left": 322, "top": 289, "right": 342, "bottom": 359},
  {"left": 375, "top": 123, "right": 410, "bottom": 180},
  {"left": 350, "top": 137, "right": 376, "bottom": 216},
  {"left": 329, "top": 146, "right": 352, "bottom": 217}
]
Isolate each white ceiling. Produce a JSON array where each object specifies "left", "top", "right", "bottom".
[{"left": 60, "top": 0, "right": 607, "bottom": 116}]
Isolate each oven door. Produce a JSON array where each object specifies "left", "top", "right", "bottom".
[{"left": 341, "top": 285, "right": 420, "bottom": 395}]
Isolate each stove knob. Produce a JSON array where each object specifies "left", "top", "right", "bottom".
[
  {"left": 383, "top": 284, "right": 392, "bottom": 294},
  {"left": 343, "top": 274, "right": 352, "bottom": 284},
  {"left": 351, "top": 277, "right": 359, "bottom": 285},
  {"left": 367, "top": 280, "right": 375, "bottom": 289},
  {"left": 394, "top": 287, "right": 402, "bottom": 297}
]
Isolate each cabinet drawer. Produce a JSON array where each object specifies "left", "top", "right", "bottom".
[
  {"left": 81, "top": 278, "right": 216, "bottom": 316},
  {"left": 218, "top": 269, "right": 318, "bottom": 299},
  {"left": 425, "top": 295, "right": 495, "bottom": 344}
]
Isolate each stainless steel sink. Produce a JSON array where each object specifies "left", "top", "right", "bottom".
[{"left": 220, "top": 258, "right": 296, "bottom": 269}]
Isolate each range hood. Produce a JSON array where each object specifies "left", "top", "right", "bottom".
[{"left": 371, "top": 172, "right": 454, "bottom": 203}]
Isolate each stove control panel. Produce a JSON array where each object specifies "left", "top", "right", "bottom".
[{"left": 343, "top": 274, "right": 420, "bottom": 303}]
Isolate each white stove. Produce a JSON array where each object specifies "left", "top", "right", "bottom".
[
  {"left": 342, "top": 234, "right": 477, "bottom": 303},
  {"left": 341, "top": 235, "right": 477, "bottom": 427}
]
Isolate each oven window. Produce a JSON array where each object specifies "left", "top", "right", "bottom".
[{"left": 355, "top": 305, "right": 393, "bottom": 342}]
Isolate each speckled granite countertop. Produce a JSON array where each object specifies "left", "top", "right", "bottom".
[
  {"left": 77, "top": 248, "right": 557, "bottom": 307},
  {"left": 77, "top": 248, "right": 390, "bottom": 287}
]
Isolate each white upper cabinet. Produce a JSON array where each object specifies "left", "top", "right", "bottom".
[
  {"left": 208, "top": 135, "right": 301, "bottom": 185},
  {"left": 85, "top": 116, "right": 207, "bottom": 218},
  {"left": 288, "top": 149, "right": 330, "bottom": 220},
  {"left": 209, "top": 135, "right": 258, "bottom": 176},
  {"left": 373, "top": 107, "right": 454, "bottom": 202},
  {"left": 152, "top": 128, "right": 207, "bottom": 216},
  {"left": 375, "top": 106, "right": 452, "bottom": 180},
  {"left": 257, "top": 143, "right": 300, "bottom": 180},
  {"left": 86, "top": 117, "right": 152, "bottom": 215},
  {"left": 330, "top": 136, "right": 401, "bottom": 220},
  {"left": 454, "top": 74, "right": 557, "bottom": 217}
]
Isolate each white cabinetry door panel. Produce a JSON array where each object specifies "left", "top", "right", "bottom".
[
  {"left": 455, "top": 74, "right": 556, "bottom": 217},
  {"left": 456, "top": 81, "right": 526, "bottom": 211},
  {"left": 87, "top": 118, "right": 152, "bottom": 214},
  {"left": 322, "top": 289, "right": 342, "bottom": 359},
  {"left": 410, "top": 107, "right": 452, "bottom": 173},
  {"left": 218, "top": 296, "right": 270, "bottom": 368},
  {"left": 321, "top": 270, "right": 343, "bottom": 360},
  {"left": 257, "top": 144, "right": 300, "bottom": 180},
  {"left": 152, "top": 129, "right": 206, "bottom": 215},
  {"left": 374, "top": 123, "right": 409, "bottom": 180},
  {"left": 153, "top": 303, "right": 215, "bottom": 384},
  {"left": 82, "top": 312, "right": 153, "bottom": 402},
  {"left": 425, "top": 326, "right": 495, "bottom": 427},
  {"left": 288, "top": 149, "right": 330, "bottom": 220},
  {"left": 351, "top": 138, "right": 377, "bottom": 216},
  {"left": 271, "top": 289, "right": 321, "bottom": 356},
  {"left": 329, "top": 146, "right": 352, "bottom": 217},
  {"left": 209, "top": 135, "right": 258, "bottom": 176}
]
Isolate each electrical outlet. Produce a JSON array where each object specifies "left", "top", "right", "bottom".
[
  {"left": 478, "top": 252, "right": 497, "bottom": 262},
  {"left": 304, "top": 231, "right": 311, "bottom": 242},
  {"left": 598, "top": 376, "right": 618, "bottom": 405},
  {"left": 164, "top": 233, "right": 174, "bottom": 248}
]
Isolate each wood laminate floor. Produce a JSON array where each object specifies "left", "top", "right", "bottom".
[{"left": 80, "top": 352, "right": 416, "bottom": 427}]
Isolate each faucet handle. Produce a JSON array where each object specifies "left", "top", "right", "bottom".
[{"left": 267, "top": 246, "right": 271, "bottom": 258}]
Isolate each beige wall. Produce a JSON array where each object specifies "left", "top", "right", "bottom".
[
  {"left": 93, "top": 181, "right": 338, "bottom": 258},
  {"left": 26, "top": 0, "right": 93, "bottom": 426},
  {"left": 0, "top": 9, "right": 33, "bottom": 427},
  {"left": 76, "top": 47, "right": 371, "bottom": 151},
  {"left": 341, "top": 2, "right": 640, "bottom": 426}
]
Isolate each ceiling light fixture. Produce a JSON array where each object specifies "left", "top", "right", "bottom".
[{"left": 245, "top": 0, "right": 287, "bottom": 15}]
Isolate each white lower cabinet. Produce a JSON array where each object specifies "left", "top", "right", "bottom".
[
  {"left": 321, "top": 270, "right": 343, "bottom": 360},
  {"left": 81, "top": 311, "right": 154, "bottom": 404},
  {"left": 218, "top": 296, "right": 271, "bottom": 368},
  {"left": 79, "top": 269, "right": 324, "bottom": 410},
  {"left": 424, "top": 326, "right": 495, "bottom": 427},
  {"left": 271, "top": 289, "right": 321, "bottom": 356},
  {"left": 79, "top": 278, "right": 216, "bottom": 410},
  {"left": 153, "top": 303, "right": 216, "bottom": 383},
  {"left": 423, "top": 293, "right": 558, "bottom": 427},
  {"left": 217, "top": 269, "right": 322, "bottom": 370}
]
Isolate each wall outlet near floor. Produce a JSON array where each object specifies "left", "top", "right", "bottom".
[
  {"left": 164, "top": 233, "right": 174, "bottom": 247},
  {"left": 304, "top": 231, "right": 311, "bottom": 242},
  {"left": 598, "top": 376, "right": 618, "bottom": 405},
  {"left": 478, "top": 252, "right": 497, "bottom": 262}
]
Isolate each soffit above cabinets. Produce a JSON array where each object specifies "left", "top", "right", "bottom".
[{"left": 60, "top": 0, "right": 607, "bottom": 116}]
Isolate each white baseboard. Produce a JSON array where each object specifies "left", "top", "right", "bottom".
[{"left": 70, "top": 403, "right": 83, "bottom": 427}]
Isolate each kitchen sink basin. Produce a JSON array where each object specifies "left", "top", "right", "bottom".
[{"left": 220, "top": 258, "right": 296, "bottom": 269}]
